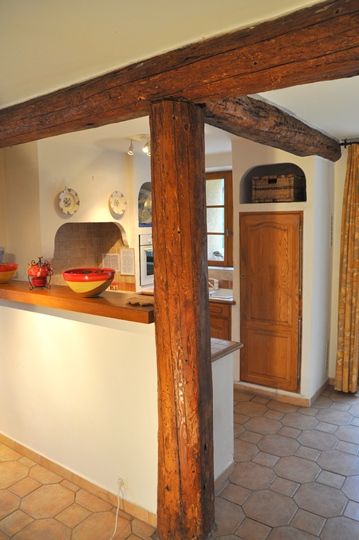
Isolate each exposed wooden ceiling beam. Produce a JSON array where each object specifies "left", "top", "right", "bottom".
[
  {"left": 204, "top": 96, "right": 341, "bottom": 162},
  {"left": 0, "top": 0, "right": 357, "bottom": 150}
]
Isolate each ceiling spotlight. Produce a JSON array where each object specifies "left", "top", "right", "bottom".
[
  {"left": 142, "top": 141, "right": 151, "bottom": 156},
  {"left": 127, "top": 140, "right": 134, "bottom": 156}
]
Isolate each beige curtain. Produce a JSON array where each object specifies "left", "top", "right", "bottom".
[{"left": 335, "top": 145, "right": 359, "bottom": 393}]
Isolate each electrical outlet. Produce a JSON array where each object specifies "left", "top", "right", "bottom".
[{"left": 117, "top": 475, "right": 128, "bottom": 490}]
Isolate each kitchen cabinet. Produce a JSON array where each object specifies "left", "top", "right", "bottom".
[{"left": 210, "top": 302, "right": 232, "bottom": 340}]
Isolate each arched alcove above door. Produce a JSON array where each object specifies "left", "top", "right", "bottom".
[{"left": 240, "top": 163, "right": 307, "bottom": 204}]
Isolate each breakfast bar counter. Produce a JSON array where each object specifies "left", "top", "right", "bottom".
[{"left": 0, "top": 280, "right": 155, "bottom": 324}]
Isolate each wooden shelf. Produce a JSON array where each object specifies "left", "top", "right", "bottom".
[{"left": 0, "top": 281, "right": 154, "bottom": 324}]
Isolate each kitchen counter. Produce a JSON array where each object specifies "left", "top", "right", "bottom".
[{"left": 0, "top": 280, "right": 154, "bottom": 324}]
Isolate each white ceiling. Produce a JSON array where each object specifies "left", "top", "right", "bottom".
[{"left": 1, "top": 0, "right": 358, "bottom": 153}]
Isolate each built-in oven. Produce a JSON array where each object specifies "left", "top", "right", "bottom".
[{"left": 139, "top": 234, "right": 154, "bottom": 287}]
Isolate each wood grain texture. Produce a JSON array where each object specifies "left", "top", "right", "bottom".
[
  {"left": 0, "top": 0, "right": 357, "bottom": 148},
  {"left": 204, "top": 96, "right": 341, "bottom": 162},
  {"left": 0, "top": 281, "right": 154, "bottom": 323},
  {"left": 150, "top": 101, "right": 215, "bottom": 539}
]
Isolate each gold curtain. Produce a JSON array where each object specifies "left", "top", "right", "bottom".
[{"left": 335, "top": 145, "right": 359, "bottom": 393}]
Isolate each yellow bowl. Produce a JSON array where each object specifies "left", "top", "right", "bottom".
[
  {"left": 62, "top": 267, "right": 115, "bottom": 297},
  {"left": 0, "top": 263, "right": 18, "bottom": 283}
]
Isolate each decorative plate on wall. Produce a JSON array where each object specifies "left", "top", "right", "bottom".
[
  {"left": 58, "top": 188, "right": 80, "bottom": 215},
  {"left": 109, "top": 191, "right": 127, "bottom": 216}
]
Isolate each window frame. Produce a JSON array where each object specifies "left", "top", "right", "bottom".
[{"left": 205, "top": 170, "right": 233, "bottom": 268}]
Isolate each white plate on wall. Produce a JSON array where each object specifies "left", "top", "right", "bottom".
[
  {"left": 59, "top": 188, "right": 80, "bottom": 215},
  {"left": 109, "top": 191, "right": 127, "bottom": 216}
]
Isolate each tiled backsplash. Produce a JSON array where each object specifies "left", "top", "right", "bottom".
[
  {"left": 208, "top": 267, "right": 233, "bottom": 289},
  {"left": 51, "top": 222, "right": 136, "bottom": 291}
]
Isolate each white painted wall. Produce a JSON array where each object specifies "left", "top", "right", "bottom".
[
  {"left": 0, "top": 150, "right": 8, "bottom": 252},
  {"left": 231, "top": 137, "right": 335, "bottom": 400},
  {"left": 0, "top": 302, "right": 158, "bottom": 513}
]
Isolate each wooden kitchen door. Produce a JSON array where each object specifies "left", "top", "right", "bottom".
[{"left": 239, "top": 212, "right": 303, "bottom": 392}]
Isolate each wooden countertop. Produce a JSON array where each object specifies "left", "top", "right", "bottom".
[{"left": 0, "top": 281, "right": 155, "bottom": 324}]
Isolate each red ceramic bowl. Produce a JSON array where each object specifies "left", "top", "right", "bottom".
[
  {"left": 62, "top": 267, "right": 115, "bottom": 297},
  {"left": 0, "top": 263, "right": 18, "bottom": 283}
]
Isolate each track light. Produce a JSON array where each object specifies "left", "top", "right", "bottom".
[
  {"left": 127, "top": 140, "right": 134, "bottom": 156},
  {"left": 142, "top": 141, "right": 151, "bottom": 156}
]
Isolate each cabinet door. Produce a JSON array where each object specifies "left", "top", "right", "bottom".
[
  {"left": 210, "top": 303, "right": 231, "bottom": 340},
  {"left": 240, "top": 212, "right": 302, "bottom": 392}
]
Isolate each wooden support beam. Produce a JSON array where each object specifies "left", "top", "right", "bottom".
[
  {"left": 150, "top": 100, "right": 214, "bottom": 540},
  {"left": 204, "top": 96, "right": 342, "bottom": 162},
  {"left": 0, "top": 0, "right": 358, "bottom": 148}
]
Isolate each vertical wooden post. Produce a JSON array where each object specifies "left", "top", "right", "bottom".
[{"left": 150, "top": 100, "right": 215, "bottom": 540}]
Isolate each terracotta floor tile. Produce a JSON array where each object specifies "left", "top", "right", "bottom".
[
  {"left": 55, "top": 502, "right": 91, "bottom": 528},
  {"left": 12, "top": 518, "right": 71, "bottom": 540},
  {"left": 316, "top": 470, "right": 345, "bottom": 489},
  {"left": 235, "top": 516, "right": 271, "bottom": 539},
  {"left": 28, "top": 463, "right": 63, "bottom": 484},
  {"left": 290, "top": 508, "right": 325, "bottom": 536},
  {"left": 75, "top": 488, "right": 113, "bottom": 512},
  {"left": 245, "top": 417, "right": 282, "bottom": 435},
  {"left": 0, "top": 444, "right": 22, "bottom": 461},
  {"left": 219, "top": 482, "right": 252, "bottom": 506},
  {"left": 312, "top": 396, "right": 332, "bottom": 409},
  {"left": 294, "top": 482, "right": 347, "bottom": 518},
  {"left": 213, "top": 497, "right": 245, "bottom": 537},
  {"left": 274, "top": 456, "right": 321, "bottom": 483},
  {"left": 9, "top": 476, "right": 41, "bottom": 497},
  {"left": 266, "top": 525, "right": 317, "bottom": 539},
  {"left": 61, "top": 478, "right": 81, "bottom": 492},
  {"left": 294, "top": 445, "right": 321, "bottom": 462},
  {"left": 264, "top": 409, "right": 285, "bottom": 420},
  {"left": 336, "top": 440, "right": 359, "bottom": 454},
  {"left": 0, "top": 509, "right": 34, "bottom": 537},
  {"left": 20, "top": 483, "right": 74, "bottom": 518},
  {"left": 257, "top": 434, "right": 299, "bottom": 457},
  {"left": 269, "top": 477, "right": 299, "bottom": 497},
  {"left": 18, "top": 457, "right": 36, "bottom": 469},
  {"left": 316, "top": 408, "right": 352, "bottom": 425},
  {"left": 0, "top": 461, "right": 28, "bottom": 489},
  {"left": 335, "top": 425, "right": 359, "bottom": 444},
  {"left": 239, "top": 430, "right": 263, "bottom": 444},
  {"left": 0, "top": 489, "right": 20, "bottom": 520},
  {"left": 230, "top": 462, "right": 275, "bottom": 491},
  {"left": 315, "top": 421, "right": 338, "bottom": 433},
  {"left": 252, "top": 451, "right": 279, "bottom": 468},
  {"left": 233, "top": 439, "right": 259, "bottom": 462},
  {"left": 234, "top": 401, "right": 268, "bottom": 417},
  {"left": 131, "top": 517, "right": 156, "bottom": 539},
  {"left": 317, "top": 449, "right": 359, "bottom": 476},
  {"left": 266, "top": 401, "right": 299, "bottom": 414},
  {"left": 243, "top": 490, "right": 297, "bottom": 527},
  {"left": 344, "top": 500, "right": 359, "bottom": 520},
  {"left": 342, "top": 475, "right": 359, "bottom": 501},
  {"left": 320, "top": 516, "right": 359, "bottom": 539},
  {"left": 281, "top": 413, "right": 318, "bottom": 430},
  {"left": 72, "top": 511, "right": 132, "bottom": 540},
  {"left": 297, "top": 429, "right": 338, "bottom": 450},
  {"left": 277, "top": 426, "right": 301, "bottom": 439}
]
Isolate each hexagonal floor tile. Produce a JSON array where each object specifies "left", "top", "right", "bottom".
[
  {"left": 245, "top": 416, "right": 282, "bottom": 435},
  {"left": 294, "top": 482, "right": 347, "bottom": 518},
  {"left": 266, "top": 525, "right": 318, "bottom": 539},
  {"left": 234, "top": 401, "right": 268, "bottom": 417},
  {"left": 335, "top": 425, "right": 359, "bottom": 444},
  {"left": 230, "top": 461, "right": 276, "bottom": 490},
  {"left": 20, "top": 484, "right": 74, "bottom": 519},
  {"left": 0, "top": 490, "right": 20, "bottom": 520},
  {"left": 233, "top": 439, "right": 259, "bottom": 462},
  {"left": 243, "top": 490, "right": 297, "bottom": 527},
  {"left": 315, "top": 408, "right": 352, "bottom": 426},
  {"left": 72, "top": 512, "right": 131, "bottom": 540},
  {"left": 317, "top": 450, "right": 359, "bottom": 476},
  {"left": 321, "top": 516, "right": 359, "bottom": 540},
  {"left": 0, "top": 462, "right": 28, "bottom": 489},
  {"left": 342, "top": 475, "right": 359, "bottom": 502},
  {"left": 213, "top": 497, "right": 245, "bottom": 537},
  {"left": 258, "top": 434, "right": 300, "bottom": 457},
  {"left": 281, "top": 413, "right": 318, "bottom": 430},
  {"left": 12, "top": 518, "right": 71, "bottom": 540},
  {"left": 274, "top": 456, "right": 320, "bottom": 483},
  {"left": 297, "top": 430, "right": 338, "bottom": 451}
]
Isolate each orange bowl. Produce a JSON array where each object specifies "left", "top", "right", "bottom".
[
  {"left": 0, "top": 263, "right": 18, "bottom": 283},
  {"left": 62, "top": 267, "right": 115, "bottom": 297}
]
